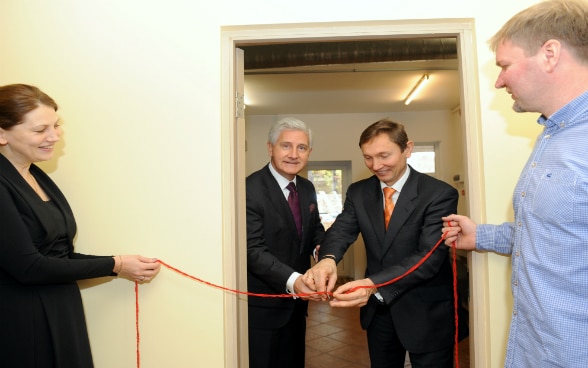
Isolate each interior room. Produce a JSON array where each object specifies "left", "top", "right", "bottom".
[{"left": 243, "top": 39, "right": 470, "bottom": 367}]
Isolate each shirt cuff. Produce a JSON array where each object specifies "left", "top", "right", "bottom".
[
  {"left": 373, "top": 291, "right": 385, "bottom": 304},
  {"left": 286, "top": 272, "right": 302, "bottom": 298}
]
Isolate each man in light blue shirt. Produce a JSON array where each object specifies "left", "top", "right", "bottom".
[{"left": 442, "top": 1, "right": 588, "bottom": 367}]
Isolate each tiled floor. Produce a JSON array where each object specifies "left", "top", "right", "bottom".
[{"left": 305, "top": 301, "right": 470, "bottom": 368}]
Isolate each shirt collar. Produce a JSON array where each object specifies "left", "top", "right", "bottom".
[
  {"left": 380, "top": 165, "right": 411, "bottom": 192},
  {"left": 268, "top": 162, "right": 296, "bottom": 189},
  {"left": 538, "top": 89, "right": 588, "bottom": 129}
]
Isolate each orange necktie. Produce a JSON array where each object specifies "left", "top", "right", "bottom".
[{"left": 383, "top": 187, "right": 396, "bottom": 230}]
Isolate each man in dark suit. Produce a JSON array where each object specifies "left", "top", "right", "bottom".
[
  {"left": 246, "top": 117, "right": 325, "bottom": 368},
  {"left": 303, "top": 119, "right": 458, "bottom": 368}
]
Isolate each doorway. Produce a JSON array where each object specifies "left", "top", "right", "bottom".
[{"left": 221, "top": 19, "right": 490, "bottom": 368}]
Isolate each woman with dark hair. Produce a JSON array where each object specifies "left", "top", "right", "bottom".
[{"left": 0, "top": 84, "right": 160, "bottom": 367}]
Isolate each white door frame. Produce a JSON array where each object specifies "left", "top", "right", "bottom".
[{"left": 220, "top": 19, "right": 490, "bottom": 368}]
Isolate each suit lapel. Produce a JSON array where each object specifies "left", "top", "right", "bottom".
[
  {"left": 261, "top": 166, "right": 300, "bottom": 240},
  {"left": 296, "top": 176, "right": 311, "bottom": 248},
  {"left": 383, "top": 170, "right": 419, "bottom": 252},
  {"left": 360, "top": 177, "right": 386, "bottom": 256}
]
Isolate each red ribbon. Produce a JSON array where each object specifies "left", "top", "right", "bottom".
[{"left": 134, "top": 234, "right": 460, "bottom": 367}]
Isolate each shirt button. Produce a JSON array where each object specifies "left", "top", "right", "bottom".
[
  {"left": 514, "top": 280, "right": 518, "bottom": 286},
  {"left": 531, "top": 162, "right": 537, "bottom": 167},
  {"left": 515, "top": 252, "right": 520, "bottom": 257},
  {"left": 521, "top": 192, "right": 526, "bottom": 197}
]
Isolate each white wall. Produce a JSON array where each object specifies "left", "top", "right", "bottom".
[{"left": 1, "top": 0, "right": 542, "bottom": 367}]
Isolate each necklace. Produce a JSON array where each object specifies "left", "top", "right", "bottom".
[{"left": 27, "top": 172, "right": 43, "bottom": 197}]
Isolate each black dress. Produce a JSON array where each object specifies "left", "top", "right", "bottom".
[{"left": 0, "top": 154, "right": 116, "bottom": 368}]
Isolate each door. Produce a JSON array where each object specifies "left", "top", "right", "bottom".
[{"left": 221, "top": 20, "right": 489, "bottom": 368}]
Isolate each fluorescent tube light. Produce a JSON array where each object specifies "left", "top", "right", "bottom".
[{"left": 404, "top": 74, "right": 430, "bottom": 105}]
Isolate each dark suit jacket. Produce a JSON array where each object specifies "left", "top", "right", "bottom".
[
  {"left": 320, "top": 167, "right": 458, "bottom": 353},
  {"left": 246, "top": 164, "right": 325, "bottom": 329}
]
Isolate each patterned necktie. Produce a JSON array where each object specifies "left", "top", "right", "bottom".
[
  {"left": 287, "top": 182, "right": 302, "bottom": 237},
  {"left": 383, "top": 187, "right": 396, "bottom": 230}
]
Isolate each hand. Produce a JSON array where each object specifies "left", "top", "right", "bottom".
[
  {"left": 330, "top": 278, "right": 376, "bottom": 308},
  {"left": 114, "top": 255, "right": 161, "bottom": 282},
  {"left": 293, "top": 275, "right": 323, "bottom": 301},
  {"left": 442, "top": 214, "right": 477, "bottom": 250},
  {"left": 301, "top": 258, "right": 337, "bottom": 301}
]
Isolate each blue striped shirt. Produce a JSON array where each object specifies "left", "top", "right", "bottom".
[{"left": 477, "top": 90, "right": 588, "bottom": 368}]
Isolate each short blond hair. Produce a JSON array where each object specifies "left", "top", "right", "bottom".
[{"left": 489, "top": 0, "right": 588, "bottom": 61}]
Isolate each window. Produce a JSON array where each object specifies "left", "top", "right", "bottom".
[
  {"left": 305, "top": 161, "right": 351, "bottom": 229},
  {"left": 408, "top": 143, "right": 438, "bottom": 177}
]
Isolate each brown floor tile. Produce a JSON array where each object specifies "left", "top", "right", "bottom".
[
  {"left": 331, "top": 344, "right": 371, "bottom": 364},
  {"left": 306, "top": 322, "right": 344, "bottom": 337},
  {"left": 305, "top": 301, "right": 471, "bottom": 367}
]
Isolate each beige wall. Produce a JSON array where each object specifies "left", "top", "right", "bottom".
[{"left": 1, "top": 0, "right": 542, "bottom": 367}]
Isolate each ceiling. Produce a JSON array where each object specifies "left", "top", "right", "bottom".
[{"left": 242, "top": 39, "right": 461, "bottom": 115}]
